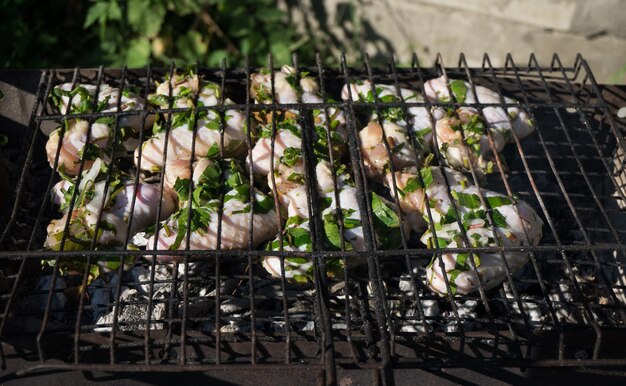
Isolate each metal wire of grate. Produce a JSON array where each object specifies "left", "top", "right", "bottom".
[{"left": 0, "top": 53, "right": 625, "bottom": 384}]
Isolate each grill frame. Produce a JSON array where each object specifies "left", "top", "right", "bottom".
[{"left": 1, "top": 53, "right": 626, "bottom": 383}]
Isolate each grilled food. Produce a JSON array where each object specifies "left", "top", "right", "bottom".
[
  {"left": 136, "top": 72, "right": 247, "bottom": 172},
  {"left": 385, "top": 166, "right": 543, "bottom": 294},
  {"left": 146, "top": 159, "right": 278, "bottom": 262},
  {"left": 45, "top": 158, "right": 176, "bottom": 271},
  {"left": 41, "top": 71, "right": 544, "bottom": 296},
  {"left": 50, "top": 82, "right": 151, "bottom": 130},
  {"left": 423, "top": 76, "right": 534, "bottom": 175}
]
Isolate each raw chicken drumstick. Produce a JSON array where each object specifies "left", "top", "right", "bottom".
[
  {"left": 46, "top": 120, "right": 113, "bottom": 176},
  {"left": 136, "top": 72, "right": 247, "bottom": 172},
  {"left": 262, "top": 161, "right": 407, "bottom": 283},
  {"left": 50, "top": 82, "right": 151, "bottom": 130},
  {"left": 424, "top": 75, "right": 534, "bottom": 140},
  {"left": 341, "top": 81, "right": 440, "bottom": 179},
  {"left": 145, "top": 159, "right": 279, "bottom": 262},
  {"left": 422, "top": 76, "right": 535, "bottom": 175},
  {"left": 46, "top": 158, "right": 176, "bottom": 271},
  {"left": 342, "top": 80, "right": 446, "bottom": 157},
  {"left": 385, "top": 166, "right": 543, "bottom": 295},
  {"left": 47, "top": 81, "right": 152, "bottom": 175},
  {"left": 251, "top": 70, "right": 403, "bottom": 282}
]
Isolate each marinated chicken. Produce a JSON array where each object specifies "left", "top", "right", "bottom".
[
  {"left": 136, "top": 72, "right": 246, "bottom": 172},
  {"left": 135, "top": 107, "right": 247, "bottom": 172},
  {"left": 262, "top": 161, "right": 406, "bottom": 283},
  {"left": 50, "top": 82, "right": 151, "bottom": 130},
  {"left": 250, "top": 65, "right": 324, "bottom": 120},
  {"left": 146, "top": 159, "right": 278, "bottom": 262},
  {"left": 430, "top": 108, "right": 503, "bottom": 177},
  {"left": 39, "top": 72, "right": 545, "bottom": 297},
  {"left": 342, "top": 80, "right": 445, "bottom": 155},
  {"left": 386, "top": 166, "right": 543, "bottom": 294},
  {"left": 424, "top": 75, "right": 534, "bottom": 149},
  {"left": 46, "top": 158, "right": 176, "bottom": 270},
  {"left": 46, "top": 120, "right": 113, "bottom": 175},
  {"left": 249, "top": 65, "right": 347, "bottom": 167},
  {"left": 357, "top": 120, "right": 418, "bottom": 178}
]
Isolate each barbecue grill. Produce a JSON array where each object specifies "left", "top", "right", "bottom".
[{"left": 1, "top": 53, "right": 625, "bottom": 385}]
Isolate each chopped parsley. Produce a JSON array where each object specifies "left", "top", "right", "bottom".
[
  {"left": 449, "top": 80, "right": 467, "bottom": 103},
  {"left": 280, "top": 147, "right": 302, "bottom": 167}
]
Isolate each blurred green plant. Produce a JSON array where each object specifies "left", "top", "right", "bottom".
[{"left": 2, "top": 0, "right": 327, "bottom": 68}]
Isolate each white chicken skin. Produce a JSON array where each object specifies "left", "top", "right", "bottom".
[
  {"left": 424, "top": 75, "right": 535, "bottom": 143},
  {"left": 262, "top": 161, "right": 407, "bottom": 283},
  {"left": 250, "top": 65, "right": 320, "bottom": 105},
  {"left": 385, "top": 166, "right": 543, "bottom": 295},
  {"left": 430, "top": 108, "right": 504, "bottom": 177},
  {"left": 46, "top": 120, "right": 113, "bottom": 176},
  {"left": 341, "top": 80, "right": 445, "bottom": 155},
  {"left": 341, "top": 81, "right": 439, "bottom": 180},
  {"left": 249, "top": 66, "right": 348, "bottom": 215},
  {"left": 136, "top": 107, "right": 247, "bottom": 172},
  {"left": 358, "top": 120, "right": 418, "bottom": 179},
  {"left": 249, "top": 65, "right": 347, "bottom": 178},
  {"left": 149, "top": 71, "right": 221, "bottom": 109},
  {"left": 145, "top": 159, "right": 278, "bottom": 262},
  {"left": 50, "top": 83, "right": 151, "bottom": 130},
  {"left": 45, "top": 158, "right": 176, "bottom": 271},
  {"left": 136, "top": 72, "right": 247, "bottom": 172}
]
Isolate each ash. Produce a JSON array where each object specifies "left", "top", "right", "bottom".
[{"left": 88, "top": 261, "right": 320, "bottom": 334}]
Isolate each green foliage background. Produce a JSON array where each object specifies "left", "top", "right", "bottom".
[{"left": 1, "top": 0, "right": 338, "bottom": 69}]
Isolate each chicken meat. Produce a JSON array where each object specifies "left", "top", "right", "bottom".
[
  {"left": 424, "top": 75, "right": 534, "bottom": 142},
  {"left": 50, "top": 82, "right": 151, "bottom": 130},
  {"left": 46, "top": 158, "right": 176, "bottom": 271},
  {"left": 145, "top": 159, "right": 279, "bottom": 262},
  {"left": 262, "top": 161, "right": 407, "bottom": 283},
  {"left": 385, "top": 166, "right": 543, "bottom": 295}
]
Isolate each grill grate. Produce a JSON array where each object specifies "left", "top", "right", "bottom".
[{"left": 1, "top": 53, "right": 626, "bottom": 383}]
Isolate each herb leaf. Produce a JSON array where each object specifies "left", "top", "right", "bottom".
[
  {"left": 452, "top": 190, "right": 481, "bottom": 209},
  {"left": 371, "top": 192, "right": 400, "bottom": 228},
  {"left": 449, "top": 80, "right": 467, "bottom": 103}
]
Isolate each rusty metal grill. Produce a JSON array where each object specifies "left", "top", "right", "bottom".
[{"left": 1, "top": 53, "right": 626, "bottom": 384}]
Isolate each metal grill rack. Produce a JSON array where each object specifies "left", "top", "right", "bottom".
[{"left": 1, "top": 53, "right": 625, "bottom": 384}]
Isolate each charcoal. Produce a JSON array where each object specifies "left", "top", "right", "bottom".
[
  {"left": 503, "top": 282, "right": 544, "bottom": 324},
  {"left": 511, "top": 297, "right": 544, "bottom": 324},
  {"left": 440, "top": 299, "right": 480, "bottom": 332},
  {"left": 208, "top": 278, "right": 239, "bottom": 297},
  {"left": 132, "top": 265, "right": 171, "bottom": 296},
  {"left": 177, "top": 260, "right": 213, "bottom": 276},
  {"left": 220, "top": 298, "right": 250, "bottom": 314},
  {"left": 301, "top": 320, "right": 315, "bottom": 332},
  {"left": 175, "top": 272, "right": 215, "bottom": 298},
  {"left": 422, "top": 299, "right": 439, "bottom": 317},
  {"left": 270, "top": 321, "right": 288, "bottom": 333},
  {"left": 399, "top": 324, "right": 427, "bottom": 333},
  {"left": 201, "top": 321, "right": 215, "bottom": 332},
  {"left": 36, "top": 275, "right": 66, "bottom": 321},
  {"left": 181, "top": 298, "right": 214, "bottom": 318},
  {"left": 548, "top": 283, "right": 581, "bottom": 323},
  {"left": 397, "top": 299, "right": 440, "bottom": 332},
  {"left": 219, "top": 319, "right": 247, "bottom": 333},
  {"left": 398, "top": 274, "right": 418, "bottom": 297},
  {"left": 288, "top": 300, "right": 313, "bottom": 314},
  {"left": 88, "top": 276, "right": 112, "bottom": 323},
  {"left": 95, "top": 288, "right": 165, "bottom": 332}
]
